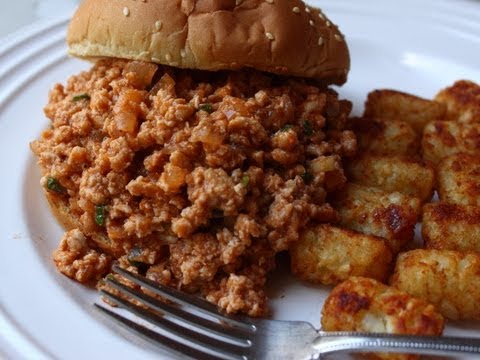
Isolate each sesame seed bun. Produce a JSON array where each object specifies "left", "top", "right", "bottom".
[{"left": 67, "top": 0, "right": 350, "bottom": 84}]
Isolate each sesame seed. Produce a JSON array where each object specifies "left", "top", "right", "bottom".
[
  {"left": 305, "top": 7, "right": 311, "bottom": 13},
  {"left": 165, "top": 54, "right": 172, "bottom": 61},
  {"left": 318, "top": 36, "right": 324, "bottom": 46},
  {"left": 265, "top": 32, "right": 275, "bottom": 40},
  {"left": 292, "top": 6, "right": 300, "bottom": 13},
  {"left": 180, "top": 49, "right": 186, "bottom": 58},
  {"left": 155, "top": 20, "right": 162, "bottom": 31},
  {"left": 123, "top": 7, "right": 130, "bottom": 16},
  {"left": 334, "top": 34, "right": 343, "bottom": 42},
  {"left": 266, "top": 0, "right": 274, "bottom": 3},
  {"left": 309, "top": 20, "right": 314, "bottom": 26},
  {"left": 326, "top": 20, "right": 331, "bottom": 27},
  {"left": 318, "top": 12, "right": 325, "bottom": 20},
  {"left": 151, "top": 57, "right": 161, "bottom": 63}
]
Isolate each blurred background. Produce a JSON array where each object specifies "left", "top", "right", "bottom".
[{"left": 0, "top": 0, "right": 79, "bottom": 38}]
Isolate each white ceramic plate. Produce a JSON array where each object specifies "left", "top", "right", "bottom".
[{"left": 1, "top": 0, "right": 480, "bottom": 359}]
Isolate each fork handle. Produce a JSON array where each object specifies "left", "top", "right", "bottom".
[{"left": 311, "top": 332, "right": 480, "bottom": 358}]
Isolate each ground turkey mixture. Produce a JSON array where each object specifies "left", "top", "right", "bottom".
[{"left": 31, "top": 59, "right": 356, "bottom": 316}]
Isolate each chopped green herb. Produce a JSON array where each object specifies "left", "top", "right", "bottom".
[
  {"left": 95, "top": 205, "right": 107, "bottom": 226},
  {"left": 128, "top": 259, "right": 149, "bottom": 271},
  {"left": 198, "top": 103, "right": 213, "bottom": 113},
  {"left": 301, "top": 171, "right": 314, "bottom": 184},
  {"left": 127, "top": 246, "right": 149, "bottom": 272},
  {"left": 72, "top": 93, "right": 91, "bottom": 102},
  {"left": 303, "top": 120, "right": 314, "bottom": 136},
  {"left": 241, "top": 175, "right": 250, "bottom": 187},
  {"left": 106, "top": 274, "right": 115, "bottom": 281},
  {"left": 280, "top": 124, "right": 293, "bottom": 132},
  {"left": 45, "top": 176, "right": 65, "bottom": 194}
]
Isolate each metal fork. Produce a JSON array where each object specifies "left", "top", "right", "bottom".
[{"left": 95, "top": 265, "right": 480, "bottom": 360}]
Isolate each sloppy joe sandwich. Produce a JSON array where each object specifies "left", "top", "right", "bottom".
[{"left": 30, "top": 0, "right": 354, "bottom": 316}]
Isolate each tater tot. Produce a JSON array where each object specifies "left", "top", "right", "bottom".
[
  {"left": 422, "top": 121, "right": 480, "bottom": 165},
  {"left": 290, "top": 224, "right": 392, "bottom": 285},
  {"left": 349, "top": 117, "right": 419, "bottom": 157},
  {"left": 390, "top": 249, "right": 480, "bottom": 320},
  {"left": 435, "top": 80, "right": 480, "bottom": 123},
  {"left": 332, "top": 183, "right": 421, "bottom": 253},
  {"left": 437, "top": 153, "right": 480, "bottom": 206},
  {"left": 364, "top": 89, "right": 446, "bottom": 134},
  {"left": 422, "top": 202, "right": 480, "bottom": 253},
  {"left": 322, "top": 277, "right": 444, "bottom": 360},
  {"left": 346, "top": 154, "right": 434, "bottom": 203}
]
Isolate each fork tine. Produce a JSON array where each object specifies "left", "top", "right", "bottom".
[
  {"left": 105, "top": 276, "right": 252, "bottom": 346},
  {"left": 94, "top": 303, "right": 225, "bottom": 360},
  {"left": 97, "top": 289, "right": 249, "bottom": 360},
  {"left": 112, "top": 265, "right": 254, "bottom": 332}
]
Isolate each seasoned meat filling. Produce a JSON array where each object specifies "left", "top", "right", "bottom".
[{"left": 31, "top": 59, "right": 355, "bottom": 316}]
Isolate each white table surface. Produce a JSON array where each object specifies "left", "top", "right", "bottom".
[{"left": 1, "top": 0, "right": 79, "bottom": 40}]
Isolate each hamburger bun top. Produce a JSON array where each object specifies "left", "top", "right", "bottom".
[{"left": 67, "top": 0, "right": 350, "bottom": 85}]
